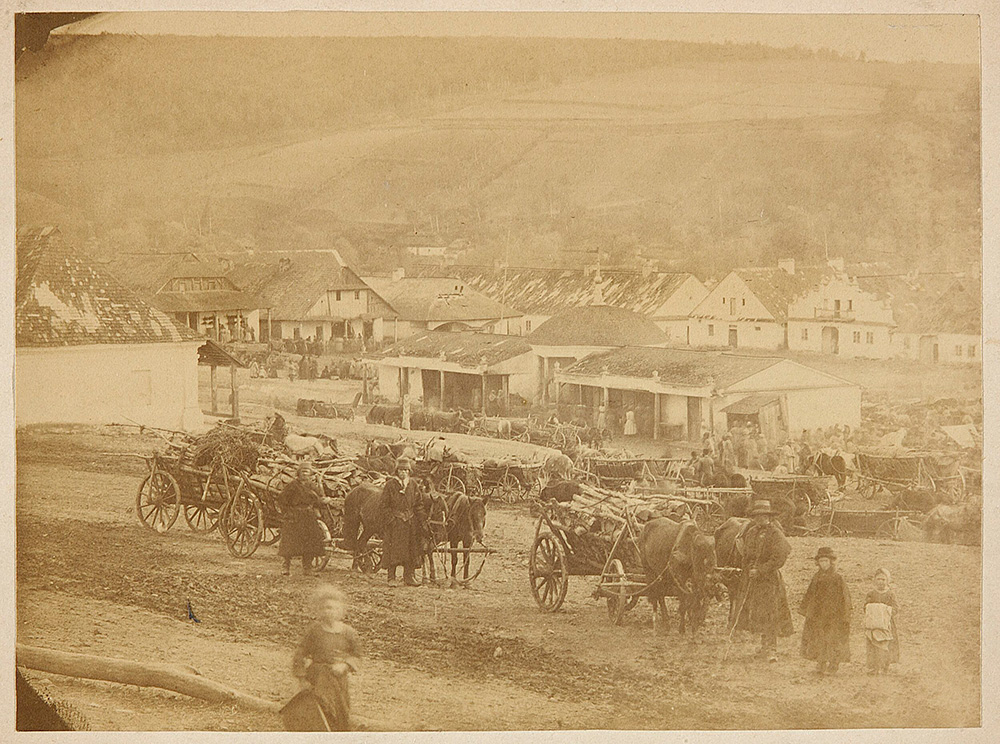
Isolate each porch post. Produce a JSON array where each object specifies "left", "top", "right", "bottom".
[
  {"left": 210, "top": 365, "right": 218, "bottom": 415},
  {"left": 439, "top": 369, "right": 446, "bottom": 410},
  {"left": 653, "top": 392, "right": 660, "bottom": 441},
  {"left": 481, "top": 373, "right": 487, "bottom": 415},
  {"left": 230, "top": 363, "right": 239, "bottom": 421}
]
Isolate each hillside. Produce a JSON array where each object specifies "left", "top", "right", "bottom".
[{"left": 15, "top": 34, "right": 980, "bottom": 278}]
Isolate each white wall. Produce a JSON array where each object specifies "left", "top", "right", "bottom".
[
  {"left": 788, "top": 321, "right": 893, "bottom": 359},
  {"left": 652, "top": 274, "right": 710, "bottom": 320},
  {"left": 16, "top": 342, "right": 204, "bottom": 430},
  {"left": 688, "top": 318, "right": 785, "bottom": 349},
  {"left": 307, "top": 288, "right": 369, "bottom": 320}
]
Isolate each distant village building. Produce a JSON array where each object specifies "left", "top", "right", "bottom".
[
  {"left": 527, "top": 305, "right": 669, "bottom": 404},
  {"left": 688, "top": 260, "right": 823, "bottom": 350},
  {"left": 785, "top": 272, "right": 896, "bottom": 358},
  {"left": 364, "top": 272, "right": 523, "bottom": 340},
  {"left": 15, "top": 227, "right": 204, "bottom": 430},
  {"left": 555, "top": 346, "right": 861, "bottom": 442},
  {"left": 375, "top": 331, "right": 535, "bottom": 412},
  {"left": 227, "top": 251, "right": 390, "bottom": 347},
  {"left": 148, "top": 254, "right": 261, "bottom": 342},
  {"left": 890, "top": 277, "right": 981, "bottom": 365},
  {"left": 411, "top": 265, "right": 707, "bottom": 341}
]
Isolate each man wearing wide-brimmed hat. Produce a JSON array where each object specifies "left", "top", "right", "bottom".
[
  {"left": 731, "top": 499, "right": 794, "bottom": 661},
  {"left": 380, "top": 457, "right": 425, "bottom": 587}
]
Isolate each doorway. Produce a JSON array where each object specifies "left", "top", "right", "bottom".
[
  {"left": 687, "top": 397, "right": 703, "bottom": 442},
  {"left": 728, "top": 327, "right": 738, "bottom": 348},
  {"left": 821, "top": 326, "right": 839, "bottom": 354}
]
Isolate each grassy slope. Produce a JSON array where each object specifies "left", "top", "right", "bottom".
[{"left": 15, "top": 36, "right": 980, "bottom": 276}]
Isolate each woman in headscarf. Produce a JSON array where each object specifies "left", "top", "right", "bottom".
[
  {"left": 278, "top": 463, "right": 327, "bottom": 576},
  {"left": 864, "top": 567, "right": 900, "bottom": 675}
]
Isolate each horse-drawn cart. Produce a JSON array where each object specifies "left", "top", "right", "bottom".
[{"left": 579, "top": 456, "right": 685, "bottom": 491}]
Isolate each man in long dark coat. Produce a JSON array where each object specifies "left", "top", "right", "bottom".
[
  {"left": 380, "top": 458, "right": 425, "bottom": 587},
  {"left": 732, "top": 499, "right": 794, "bottom": 661}
]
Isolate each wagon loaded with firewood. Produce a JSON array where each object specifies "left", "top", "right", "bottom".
[
  {"left": 855, "top": 450, "right": 965, "bottom": 502},
  {"left": 135, "top": 422, "right": 361, "bottom": 561},
  {"left": 527, "top": 484, "right": 709, "bottom": 623},
  {"left": 578, "top": 456, "right": 686, "bottom": 490}
]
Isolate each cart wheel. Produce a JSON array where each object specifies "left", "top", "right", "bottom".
[
  {"left": 442, "top": 474, "right": 466, "bottom": 495},
  {"left": 136, "top": 471, "right": 181, "bottom": 534},
  {"left": 219, "top": 486, "right": 264, "bottom": 558},
  {"left": 183, "top": 502, "right": 221, "bottom": 533},
  {"left": 823, "top": 524, "right": 847, "bottom": 538},
  {"left": 605, "top": 558, "right": 634, "bottom": 625},
  {"left": 875, "top": 518, "right": 899, "bottom": 541},
  {"left": 529, "top": 531, "right": 569, "bottom": 613},
  {"left": 465, "top": 472, "right": 483, "bottom": 497},
  {"left": 261, "top": 524, "right": 281, "bottom": 546},
  {"left": 358, "top": 542, "right": 383, "bottom": 575},
  {"left": 941, "top": 472, "right": 966, "bottom": 503},
  {"left": 498, "top": 474, "right": 522, "bottom": 504}
]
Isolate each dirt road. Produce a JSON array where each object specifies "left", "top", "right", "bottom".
[{"left": 16, "top": 426, "right": 980, "bottom": 731}]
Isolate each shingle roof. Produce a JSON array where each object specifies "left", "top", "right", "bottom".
[
  {"left": 890, "top": 276, "right": 981, "bottom": 336},
  {"left": 410, "top": 265, "right": 699, "bottom": 317},
  {"left": 378, "top": 331, "right": 532, "bottom": 368},
  {"left": 561, "top": 346, "right": 784, "bottom": 389},
  {"left": 364, "top": 276, "right": 521, "bottom": 323},
  {"left": 732, "top": 267, "right": 831, "bottom": 321},
  {"left": 16, "top": 227, "right": 200, "bottom": 347},
  {"left": 225, "top": 252, "right": 368, "bottom": 320},
  {"left": 527, "top": 305, "right": 668, "bottom": 347}
]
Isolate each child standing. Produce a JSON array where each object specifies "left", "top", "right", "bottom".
[
  {"left": 864, "top": 567, "right": 900, "bottom": 675},
  {"left": 282, "top": 586, "right": 362, "bottom": 731},
  {"left": 799, "top": 546, "right": 852, "bottom": 674}
]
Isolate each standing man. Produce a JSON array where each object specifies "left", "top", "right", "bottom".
[
  {"left": 380, "top": 458, "right": 424, "bottom": 587},
  {"left": 732, "top": 499, "right": 794, "bottom": 661}
]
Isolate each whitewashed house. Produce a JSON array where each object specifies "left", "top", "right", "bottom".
[
  {"left": 527, "top": 305, "right": 669, "bottom": 404},
  {"left": 375, "top": 331, "right": 535, "bottom": 411},
  {"left": 786, "top": 271, "right": 896, "bottom": 358},
  {"left": 15, "top": 227, "right": 204, "bottom": 430},
  {"left": 555, "top": 346, "right": 861, "bottom": 443},
  {"left": 364, "top": 273, "right": 523, "bottom": 340},
  {"left": 890, "top": 277, "right": 981, "bottom": 365}
]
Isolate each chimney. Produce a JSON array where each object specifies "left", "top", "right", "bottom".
[
  {"left": 778, "top": 258, "right": 795, "bottom": 275},
  {"left": 392, "top": 267, "right": 405, "bottom": 282}
]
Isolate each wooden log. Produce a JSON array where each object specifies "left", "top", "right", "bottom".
[
  {"left": 16, "top": 644, "right": 280, "bottom": 711},
  {"left": 16, "top": 644, "right": 384, "bottom": 731}
]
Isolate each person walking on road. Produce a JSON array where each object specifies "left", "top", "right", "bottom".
[{"left": 799, "top": 546, "right": 852, "bottom": 675}]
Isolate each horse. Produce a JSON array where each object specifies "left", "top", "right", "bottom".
[
  {"left": 342, "top": 477, "right": 434, "bottom": 573},
  {"left": 442, "top": 491, "right": 487, "bottom": 587},
  {"left": 924, "top": 502, "right": 981, "bottom": 544},
  {"left": 713, "top": 516, "right": 751, "bottom": 624},
  {"left": 638, "top": 517, "right": 722, "bottom": 635}
]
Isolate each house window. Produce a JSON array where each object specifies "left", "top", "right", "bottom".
[
  {"left": 525, "top": 319, "right": 532, "bottom": 332},
  {"left": 853, "top": 331, "right": 861, "bottom": 343},
  {"left": 955, "top": 345, "right": 963, "bottom": 357},
  {"left": 708, "top": 324, "right": 715, "bottom": 337},
  {"left": 755, "top": 326, "right": 761, "bottom": 331},
  {"left": 968, "top": 345, "right": 976, "bottom": 358},
  {"left": 742, "top": 298, "right": 746, "bottom": 306},
  {"left": 847, "top": 300, "right": 853, "bottom": 311},
  {"left": 293, "top": 326, "right": 301, "bottom": 339},
  {"left": 355, "top": 290, "right": 361, "bottom": 300},
  {"left": 335, "top": 290, "right": 342, "bottom": 301},
  {"left": 866, "top": 332, "right": 874, "bottom": 344},
  {"left": 801, "top": 328, "right": 809, "bottom": 341}
]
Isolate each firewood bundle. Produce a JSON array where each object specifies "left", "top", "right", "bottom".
[{"left": 190, "top": 423, "right": 266, "bottom": 472}]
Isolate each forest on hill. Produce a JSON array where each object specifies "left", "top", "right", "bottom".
[{"left": 15, "top": 32, "right": 981, "bottom": 280}]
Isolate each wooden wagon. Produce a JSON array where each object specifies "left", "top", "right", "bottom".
[
  {"left": 855, "top": 450, "right": 965, "bottom": 502},
  {"left": 800, "top": 505, "right": 924, "bottom": 541},
  {"left": 579, "top": 456, "right": 686, "bottom": 490}
]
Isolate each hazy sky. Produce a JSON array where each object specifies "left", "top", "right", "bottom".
[{"left": 50, "top": 11, "right": 980, "bottom": 65}]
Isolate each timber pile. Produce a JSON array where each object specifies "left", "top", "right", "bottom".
[{"left": 546, "top": 483, "right": 695, "bottom": 570}]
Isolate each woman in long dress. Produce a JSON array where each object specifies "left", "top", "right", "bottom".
[
  {"left": 278, "top": 464, "right": 326, "bottom": 576},
  {"left": 624, "top": 408, "right": 638, "bottom": 437}
]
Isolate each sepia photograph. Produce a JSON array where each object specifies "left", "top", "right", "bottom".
[{"left": 8, "top": 3, "right": 991, "bottom": 735}]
